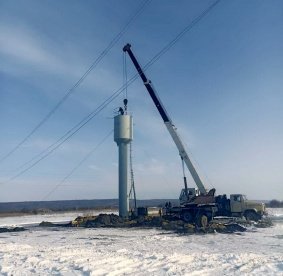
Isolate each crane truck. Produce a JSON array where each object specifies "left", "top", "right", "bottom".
[{"left": 123, "top": 44, "right": 266, "bottom": 227}]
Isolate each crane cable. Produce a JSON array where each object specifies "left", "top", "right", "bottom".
[
  {"left": 1, "top": 0, "right": 221, "bottom": 185},
  {"left": 124, "top": 54, "right": 136, "bottom": 210},
  {"left": 127, "top": 0, "right": 222, "bottom": 192},
  {"left": 0, "top": 0, "right": 151, "bottom": 164},
  {"left": 12, "top": 55, "right": 132, "bottom": 177},
  {"left": 44, "top": 53, "right": 126, "bottom": 200},
  {"left": 123, "top": 52, "right": 128, "bottom": 101}
]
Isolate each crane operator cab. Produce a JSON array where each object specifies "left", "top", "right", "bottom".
[{"left": 179, "top": 188, "right": 200, "bottom": 205}]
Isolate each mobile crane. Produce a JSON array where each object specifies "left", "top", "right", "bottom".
[{"left": 123, "top": 44, "right": 266, "bottom": 226}]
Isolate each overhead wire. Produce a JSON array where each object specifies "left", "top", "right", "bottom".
[
  {"left": 0, "top": 76, "right": 138, "bottom": 185},
  {"left": 142, "top": 0, "right": 221, "bottom": 72},
  {"left": 0, "top": 0, "right": 151, "bottom": 164},
  {"left": 1, "top": 0, "right": 221, "bottom": 185},
  {"left": 41, "top": 129, "right": 113, "bottom": 201}
]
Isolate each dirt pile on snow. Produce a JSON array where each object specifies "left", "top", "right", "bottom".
[
  {"left": 82, "top": 214, "right": 163, "bottom": 228},
  {"left": 68, "top": 214, "right": 248, "bottom": 234},
  {"left": 161, "top": 220, "right": 195, "bottom": 233},
  {"left": 38, "top": 214, "right": 273, "bottom": 234},
  {"left": 0, "top": 227, "right": 26, "bottom": 233},
  {"left": 38, "top": 214, "right": 274, "bottom": 234},
  {"left": 85, "top": 214, "right": 124, "bottom": 227},
  {"left": 210, "top": 223, "right": 246, "bottom": 233},
  {"left": 39, "top": 221, "right": 71, "bottom": 227},
  {"left": 161, "top": 220, "right": 247, "bottom": 234},
  {"left": 254, "top": 217, "right": 273, "bottom": 228}
]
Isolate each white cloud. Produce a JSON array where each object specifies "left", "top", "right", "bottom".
[
  {"left": 0, "top": 24, "right": 126, "bottom": 113},
  {"left": 135, "top": 158, "right": 167, "bottom": 175},
  {"left": 0, "top": 25, "right": 63, "bottom": 73},
  {"left": 0, "top": 24, "right": 95, "bottom": 86},
  {"left": 88, "top": 164, "right": 101, "bottom": 171}
]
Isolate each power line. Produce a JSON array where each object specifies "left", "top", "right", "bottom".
[
  {"left": 1, "top": 0, "right": 221, "bottom": 185},
  {"left": 142, "top": 0, "right": 221, "bottom": 71},
  {"left": 42, "top": 129, "right": 113, "bottom": 201},
  {"left": 0, "top": 76, "right": 138, "bottom": 185},
  {"left": 0, "top": 0, "right": 151, "bottom": 164}
]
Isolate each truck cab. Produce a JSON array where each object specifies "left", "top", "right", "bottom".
[{"left": 230, "top": 194, "right": 266, "bottom": 221}]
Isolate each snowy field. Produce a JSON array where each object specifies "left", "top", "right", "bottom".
[
  {"left": 0, "top": 210, "right": 116, "bottom": 227},
  {"left": 0, "top": 209, "right": 282, "bottom": 275}
]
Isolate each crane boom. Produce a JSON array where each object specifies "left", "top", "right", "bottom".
[{"left": 123, "top": 43, "right": 207, "bottom": 195}]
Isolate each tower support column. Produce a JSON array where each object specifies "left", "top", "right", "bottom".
[
  {"left": 114, "top": 113, "right": 133, "bottom": 218},
  {"left": 118, "top": 142, "right": 129, "bottom": 217}
]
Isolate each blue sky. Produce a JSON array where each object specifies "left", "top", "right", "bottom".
[{"left": 0, "top": 0, "right": 282, "bottom": 202}]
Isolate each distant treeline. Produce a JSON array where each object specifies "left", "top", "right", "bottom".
[
  {"left": 266, "top": 200, "right": 283, "bottom": 208},
  {"left": 1, "top": 198, "right": 281, "bottom": 214},
  {"left": 0, "top": 199, "right": 178, "bottom": 214}
]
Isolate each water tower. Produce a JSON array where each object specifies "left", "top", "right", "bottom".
[{"left": 114, "top": 99, "right": 133, "bottom": 217}]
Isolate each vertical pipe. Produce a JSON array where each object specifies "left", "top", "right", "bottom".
[{"left": 118, "top": 142, "right": 129, "bottom": 217}]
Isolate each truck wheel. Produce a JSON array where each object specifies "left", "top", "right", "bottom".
[
  {"left": 245, "top": 211, "right": 260, "bottom": 222},
  {"left": 196, "top": 213, "right": 208, "bottom": 228},
  {"left": 182, "top": 212, "right": 193, "bottom": 223},
  {"left": 206, "top": 212, "right": 213, "bottom": 222}
]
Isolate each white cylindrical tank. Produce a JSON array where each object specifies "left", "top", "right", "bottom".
[
  {"left": 114, "top": 115, "right": 133, "bottom": 144},
  {"left": 114, "top": 114, "right": 133, "bottom": 218}
]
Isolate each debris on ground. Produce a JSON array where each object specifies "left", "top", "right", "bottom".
[
  {"left": 0, "top": 226, "right": 26, "bottom": 233},
  {"left": 38, "top": 214, "right": 274, "bottom": 234},
  {"left": 39, "top": 221, "right": 72, "bottom": 227},
  {"left": 253, "top": 217, "right": 273, "bottom": 228},
  {"left": 41, "top": 214, "right": 241, "bottom": 234}
]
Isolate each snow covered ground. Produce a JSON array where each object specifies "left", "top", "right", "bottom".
[
  {"left": 0, "top": 210, "right": 116, "bottom": 227},
  {"left": 0, "top": 209, "right": 282, "bottom": 275}
]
